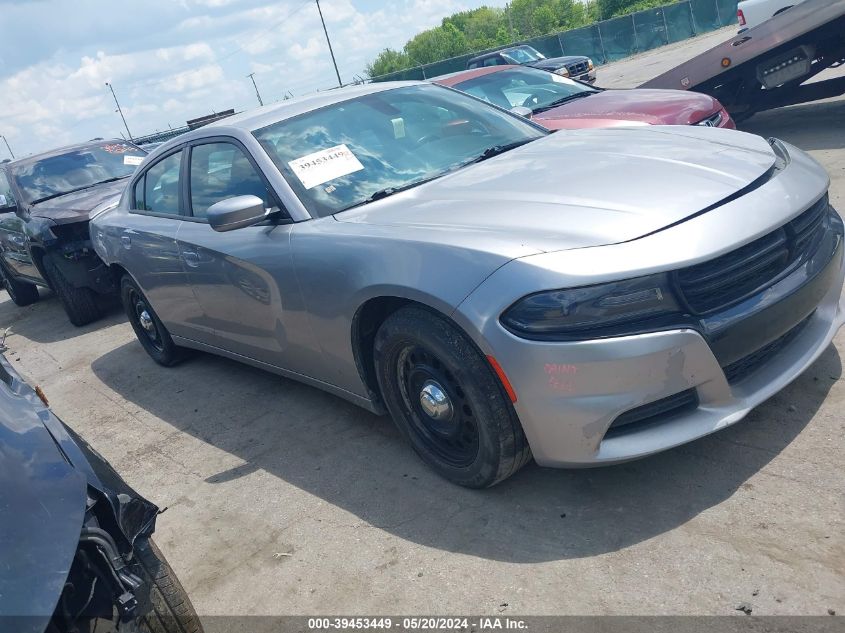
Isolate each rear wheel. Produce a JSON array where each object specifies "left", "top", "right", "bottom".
[
  {"left": 0, "top": 264, "right": 39, "bottom": 306},
  {"left": 42, "top": 256, "right": 101, "bottom": 326},
  {"left": 121, "top": 275, "right": 183, "bottom": 366},
  {"left": 374, "top": 306, "right": 531, "bottom": 488}
]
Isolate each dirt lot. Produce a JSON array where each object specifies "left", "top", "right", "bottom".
[{"left": 2, "top": 30, "right": 844, "bottom": 617}]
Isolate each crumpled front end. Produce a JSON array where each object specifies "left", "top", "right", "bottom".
[{"left": 0, "top": 354, "right": 158, "bottom": 633}]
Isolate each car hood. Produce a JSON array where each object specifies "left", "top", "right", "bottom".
[
  {"left": 528, "top": 56, "right": 586, "bottom": 70},
  {"left": 533, "top": 89, "right": 721, "bottom": 129},
  {"left": 336, "top": 126, "right": 776, "bottom": 254},
  {"left": 0, "top": 354, "right": 157, "bottom": 630},
  {"left": 28, "top": 178, "right": 127, "bottom": 225}
]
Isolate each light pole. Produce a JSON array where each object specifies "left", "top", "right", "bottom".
[
  {"left": 247, "top": 73, "right": 264, "bottom": 106},
  {"left": 315, "top": 0, "right": 342, "bottom": 88},
  {"left": 0, "top": 135, "right": 13, "bottom": 159},
  {"left": 105, "top": 82, "right": 133, "bottom": 140}
]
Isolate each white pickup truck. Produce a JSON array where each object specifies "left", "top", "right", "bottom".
[{"left": 737, "top": 0, "right": 808, "bottom": 31}]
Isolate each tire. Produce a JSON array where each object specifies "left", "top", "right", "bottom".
[
  {"left": 374, "top": 306, "right": 531, "bottom": 488},
  {"left": 42, "top": 255, "right": 101, "bottom": 326},
  {"left": 121, "top": 275, "right": 184, "bottom": 366},
  {"left": 128, "top": 538, "right": 204, "bottom": 633},
  {"left": 0, "top": 263, "right": 39, "bottom": 306}
]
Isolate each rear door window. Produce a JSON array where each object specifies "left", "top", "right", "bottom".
[{"left": 134, "top": 152, "right": 182, "bottom": 216}]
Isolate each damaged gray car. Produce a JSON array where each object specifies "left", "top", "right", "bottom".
[{"left": 91, "top": 82, "right": 844, "bottom": 487}]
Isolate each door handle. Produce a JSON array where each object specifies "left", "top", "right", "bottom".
[
  {"left": 9, "top": 235, "right": 25, "bottom": 247},
  {"left": 121, "top": 235, "right": 132, "bottom": 249},
  {"left": 182, "top": 251, "right": 200, "bottom": 268}
]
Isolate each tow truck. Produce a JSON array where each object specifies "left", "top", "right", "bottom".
[{"left": 641, "top": 0, "right": 845, "bottom": 120}]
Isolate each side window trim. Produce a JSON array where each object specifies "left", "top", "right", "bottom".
[
  {"left": 130, "top": 146, "right": 187, "bottom": 218},
  {"left": 185, "top": 135, "right": 287, "bottom": 223}
]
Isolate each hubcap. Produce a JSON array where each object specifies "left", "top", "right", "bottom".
[
  {"left": 139, "top": 310, "right": 155, "bottom": 333},
  {"left": 129, "top": 289, "right": 163, "bottom": 352},
  {"left": 397, "top": 345, "right": 479, "bottom": 468},
  {"left": 419, "top": 380, "right": 453, "bottom": 422}
]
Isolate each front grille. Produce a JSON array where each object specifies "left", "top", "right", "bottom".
[
  {"left": 567, "top": 61, "right": 589, "bottom": 75},
  {"left": 676, "top": 197, "right": 829, "bottom": 314},
  {"left": 721, "top": 313, "right": 813, "bottom": 384},
  {"left": 606, "top": 389, "right": 699, "bottom": 437}
]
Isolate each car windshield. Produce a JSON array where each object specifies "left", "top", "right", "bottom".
[
  {"left": 12, "top": 142, "right": 146, "bottom": 204},
  {"left": 254, "top": 84, "right": 546, "bottom": 216},
  {"left": 454, "top": 67, "right": 599, "bottom": 113},
  {"left": 501, "top": 46, "right": 545, "bottom": 64}
]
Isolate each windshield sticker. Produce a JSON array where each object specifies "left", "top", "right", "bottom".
[
  {"left": 123, "top": 155, "right": 144, "bottom": 166},
  {"left": 102, "top": 143, "right": 135, "bottom": 154},
  {"left": 288, "top": 144, "right": 364, "bottom": 190}
]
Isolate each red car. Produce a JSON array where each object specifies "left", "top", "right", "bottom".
[{"left": 434, "top": 65, "right": 735, "bottom": 130}]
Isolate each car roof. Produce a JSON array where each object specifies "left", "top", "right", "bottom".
[
  {"left": 147, "top": 81, "right": 429, "bottom": 156},
  {"left": 433, "top": 65, "right": 516, "bottom": 87},
  {"left": 468, "top": 45, "right": 532, "bottom": 64},
  {"left": 6, "top": 139, "right": 138, "bottom": 169},
  {"left": 208, "top": 81, "right": 424, "bottom": 132}
]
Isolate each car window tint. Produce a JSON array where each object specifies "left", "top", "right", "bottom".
[
  {"left": 189, "top": 142, "right": 273, "bottom": 219},
  {"left": 482, "top": 57, "right": 501, "bottom": 67},
  {"left": 141, "top": 153, "right": 181, "bottom": 215},
  {"left": 467, "top": 61, "right": 479, "bottom": 69}
]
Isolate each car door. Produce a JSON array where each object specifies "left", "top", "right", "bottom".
[
  {"left": 0, "top": 169, "right": 38, "bottom": 281},
  {"left": 120, "top": 148, "right": 207, "bottom": 341},
  {"left": 175, "top": 138, "right": 307, "bottom": 372}
]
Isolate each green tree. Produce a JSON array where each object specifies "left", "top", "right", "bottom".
[
  {"left": 404, "top": 22, "right": 470, "bottom": 65},
  {"left": 366, "top": 48, "right": 412, "bottom": 79}
]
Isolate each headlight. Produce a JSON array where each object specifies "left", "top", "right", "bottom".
[
  {"left": 501, "top": 275, "right": 681, "bottom": 338},
  {"left": 555, "top": 67, "right": 570, "bottom": 77},
  {"left": 587, "top": 58, "right": 594, "bottom": 70}
]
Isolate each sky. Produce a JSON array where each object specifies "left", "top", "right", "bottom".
[{"left": 0, "top": 0, "right": 509, "bottom": 157}]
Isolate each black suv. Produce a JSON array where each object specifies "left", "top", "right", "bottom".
[
  {"left": 0, "top": 140, "right": 145, "bottom": 325},
  {"left": 466, "top": 44, "right": 597, "bottom": 83}
]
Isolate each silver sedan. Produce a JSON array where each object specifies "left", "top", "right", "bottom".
[{"left": 91, "top": 82, "right": 844, "bottom": 487}]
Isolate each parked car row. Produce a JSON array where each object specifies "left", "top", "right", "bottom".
[{"left": 2, "top": 78, "right": 841, "bottom": 493}]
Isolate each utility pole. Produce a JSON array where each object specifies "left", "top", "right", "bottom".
[
  {"left": 316, "top": 0, "right": 342, "bottom": 88},
  {"left": 247, "top": 73, "right": 264, "bottom": 106},
  {"left": 0, "top": 135, "right": 13, "bottom": 159},
  {"left": 105, "top": 82, "right": 133, "bottom": 140},
  {"left": 505, "top": 3, "right": 515, "bottom": 40}
]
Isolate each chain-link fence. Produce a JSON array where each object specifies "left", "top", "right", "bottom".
[{"left": 373, "top": 0, "right": 738, "bottom": 82}]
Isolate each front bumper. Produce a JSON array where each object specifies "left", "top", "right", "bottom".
[
  {"left": 577, "top": 69, "right": 597, "bottom": 84},
  {"left": 488, "top": 235, "right": 844, "bottom": 467}
]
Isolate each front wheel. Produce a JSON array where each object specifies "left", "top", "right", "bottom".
[
  {"left": 126, "top": 538, "right": 204, "bottom": 633},
  {"left": 374, "top": 306, "right": 531, "bottom": 488},
  {"left": 42, "top": 256, "right": 101, "bottom": 326},
  {"left": 0, "top": 264, "right": 40, "bottom": 306},
  {"left": 121, "top": 276, "right": 184, "bottom": 366}
]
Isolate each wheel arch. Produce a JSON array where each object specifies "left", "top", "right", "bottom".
[{"left": 350, "top": 294, "right": 492, "bottom": 413}]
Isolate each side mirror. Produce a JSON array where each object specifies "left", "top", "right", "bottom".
[
  {"left": 207, "top": 195, "right": 270, "bottom": 233},
  {"left": 510, "top": 106, "right": 533, "bottom": 119}
]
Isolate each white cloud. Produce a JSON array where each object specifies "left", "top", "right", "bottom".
[{"left": 0, "top": 0, "right": 508, "bottom": 157}]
